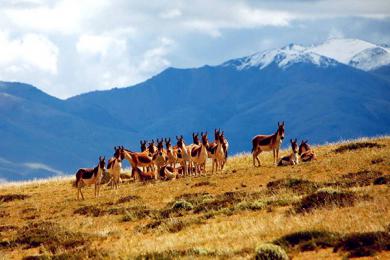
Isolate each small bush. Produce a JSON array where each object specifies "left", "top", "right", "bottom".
[
  {"left": 172, "top": 200, "right": 193, "bottom": 211},
  {"left": 274, "top": 230, "right": 340, "bottom": 251},
  {"left": 371, "top": 158, "right": 384, "bottom": 164},
  {"left": 0, "top": 194, "right": 30, "bottom": 202},
  {"left": 0, "top": 210, "right": 10, "bottom": 218},
  {"left": 74, "top": 205, "right": 104, "bottom": 217},
  {"left": 14, "top": 222, "right": 93, "bottom": 253},
  {"left": 267, "top": 178, "right": 320, "bottom": 195},
  {"left": 116, "top": 195, "right": 141, "bottom": 204},
  {"left": 236, "top": 200, "right": 265, "bottom": 211},
  {"left": 255, "top": 243, "right": 289, "bottom": 260},
  {"left": 0, "top": 225, "right": 17, "bottom": 232},
  {"left": 294, "top": 188, "right": 357, "bottom": 213},
  {"left": 191, "top": 181, "right": 216, "bottom": 187},
  {"left": 334, "top": 142, "right": 384, "bottom": 153},
  {"left": 373, "top": 175, "right": 390, "bottom": 185},
  {"left": 339, "top": 170, "right": 383, "bottom": 187},
  {"left": 334, "top": 231, "right": 390, "bottom": 257}
]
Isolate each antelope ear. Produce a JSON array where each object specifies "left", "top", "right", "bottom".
[
  {"left": 295, "top": 138, "right": 297, "bottom": 143},
  {"left": 278, "top": 121, "right": 280, "bottom": 126},
  {"left": 176, "top": 136, "right": 179, "bottom": 141},
  {"left": 181, "top": 135, "right": 184, "bottom": 139},
  {"left": 168, "top": 138, "right": 171, "bottom": 142},
  {"left": 290, "top": 139, "right": 293, "bottom": 143},
  {"left": 282, "top": 121, "right": 285, "bottom": 126},
  {"left": 305, "top": 140, "right": 308, "bottom": 143}
]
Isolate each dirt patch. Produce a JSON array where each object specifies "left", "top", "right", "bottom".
[
  {"left": 338, "top": 170, "right": 383, "bottom": 187},
  {"left": 116, "top": 195, "right": 141, "bottom": 204},
  {"left": 0, "top": 194, "right": 30, "bottom": 203},
  {"left": 293, "top": 188, "right": 359, "bottom": 213},
  {"left": 191, "top": 181, "right": 216, "bottom": 187},
  {"left": 267, "top": 178, "right": 320, "bottom": 195},
  {"left": 334, "top": 231, "right": 390, "bottom": 257},
  {"left": 334, "top": 142, "right": 384, "bottom": 153}
]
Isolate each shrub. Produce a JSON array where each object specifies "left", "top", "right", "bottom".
[
  {"left": 334, "top": 231, "right": 390, "bottom": 257},
  {"left": 267, "top": 178, "right": 320, "bottom": 194},
  {"left": 236, "top": 200, "right": 265, "bottom": 211},
  {"left": 334, "top": 142, "right": 384, "bottom": 153},
  {"left": 294, "top": 188, "right": 357, "bottom": 213},
  {"left": 339, "top": 170, "right": 383, "bottom": 187},
  {"left": 0, "top": 194, "right": 30, "bottom": 203},
  {"left": 255, "top": 243, "right": 289, "bottom": 260},
  {"left": 373, "top": 175, "right": 390, "bottom": 185},
  {"left": 273, "top": 230, "right": 340, "bottom": 251},
  {"left": 116, "top": 195, "right": 141, "bottom": 204},
  {"left": 172, "top": 200, "right": 193, "bottom": 211}
]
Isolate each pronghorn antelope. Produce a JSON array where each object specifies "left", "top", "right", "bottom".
[
  {"left": 75, "top": 156, "right": 106, "bottom": 200},
  {"left": 278, "top": 139, "right": 299, "bottom": 166},
  {"left": 220, "top": 131, "right": 229, "bottom": 168},
  {"left": 106, "top": 146, "right": 124, "bottom": 189},
  {"left": 153, "top": 138, "right": 168, "bottom": 171},
  {"left": 252, "top": 122, "right": 285, "bottom": 167},
  {"left": 190, "top": 132, "right": 209, "bottom": 175},
  {"left": 132, "top": 167, "right": 157, "bottom": 181},
  {"left": 299, "top": 140, "right": 317, "bottom": 162},
  {"left": 122, "top": 147, "right": 155, "bottom": 172},
  {"left": 165, "top": 138, "right": 177, "bottom": 169},
  {"left": 212, "top": 131, "right": 226, "bottom": 173},
  {"left": 207, "top": 129, "right": 221, "bottom": 170},
  {"left": 176, "top": 135, "right": 192, "bottom": 175},
  {"left": 158, "top": 165, "right": 178, "bottom": 180},
  {"left": 140, "top": 140, "right": 147, "bottom": 153}
]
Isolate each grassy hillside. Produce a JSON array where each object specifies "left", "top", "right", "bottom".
[{"left": 0, "top": 137, "right": 389, "bottom": 259}]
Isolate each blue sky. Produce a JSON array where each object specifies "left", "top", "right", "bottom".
[{"left": 0, "top": 0, "right": 389, "bottom": 98}]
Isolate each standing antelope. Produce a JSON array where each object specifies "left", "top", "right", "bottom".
[
  {"left": 75, "top": 156, "right": 106, "bottom": 200},
  {"left": 106, "top": 146, "right": 124, "bottom": 189},
  {"left": 176, "top": 135, "right": 192, "bottom": 175},
  {"left": 299, "top": 140, "right": 317, "bottom": 162},
  {"left": 278, "top": 139, "right": 299, "bottom": 166},
  {"left": 207, "top": 129, "right": 220, "bottom": 169},
  {"left": 122, "top": 148, "right": 156, "bottom": 176},
  {"left": 154, "top": 138, "right": 168, "bottom": 172},
  {"left": 212, "top": 132, "right": 226, "bottom": 173},
  {"left": 190, "top": 132, "right": 209, "bottom": 175},
  {"left": 165, "top": 138, "right": 177, "bottom": 169},
  {"left": 252, "top": 121, "right": 285, "bottom": 167},
  {"left": 220, "top": 131, "right": 229, "bottom": 169}
]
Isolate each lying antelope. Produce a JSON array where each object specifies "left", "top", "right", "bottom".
[
  {"left": 252, "top": 121, "right": 285, "bottom": 167},
  {"left": 190, "top": 132, "right": 209, "bottom": 175},
  {"left": 158, "top": 165, "right": 178, "bottom": 180},
  {"left": 299, "top": 140, "right": 317, "bottom": 162},
  {"left": 132, "top": 167, "right": 157, "bottom": 181},
  {"left": 75, "top": 156, "right": 105, "bottom": 200},
  {"left": 106, "top": 146, "right": 124, "bottom": 189},
  {"left": 278, "top": 139, "right": 299, "bottom": 166}
]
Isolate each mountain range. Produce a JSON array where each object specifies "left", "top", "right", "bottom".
[{"left": 1, "top": 38, "right": 389, "bottom": 181}]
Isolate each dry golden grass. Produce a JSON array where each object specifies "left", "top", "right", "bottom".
[{"left": 0, "top": 137, "right": 389, "bottom": 259}]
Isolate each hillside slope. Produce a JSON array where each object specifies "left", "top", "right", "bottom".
[{"left": 0, "top": 137, "right": 389, "bottom": 259}]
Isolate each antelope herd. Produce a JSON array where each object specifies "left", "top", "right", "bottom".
[{"left": 75, "top": 123, "right": 316, "bottom": 199}]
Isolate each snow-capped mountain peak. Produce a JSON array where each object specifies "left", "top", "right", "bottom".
[
  {"left": 223, "top": 43, "right": 336, "bottom": 70},
  {"left": 224, "top": 38, "right": 390, "bottom": 71}
]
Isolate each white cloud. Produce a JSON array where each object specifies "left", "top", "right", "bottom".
[
  {"left": 0, "top": 31, "right": 58, "bottom": 74},
  {"left": 23, "top": 162, "right": 64, "bottom": 175},
  {"left": 160, "top": 8, "right": 182, "bottom": 19},
  {"left": 77, "top": 34, "right": 126, "bottom": 57}
]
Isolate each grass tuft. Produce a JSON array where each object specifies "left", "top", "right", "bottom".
[
  {"left": 0, "top": 194, "right": 30, "bottom": 202},
  {"left": 293, "top": 188, "right": 357, "bottom": 213},
  {"left": 255, "top": 243, "right": 289, "bottom": 260},
  {"left": 334, "top": 142, "right": 384, "bottom": 153}
]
